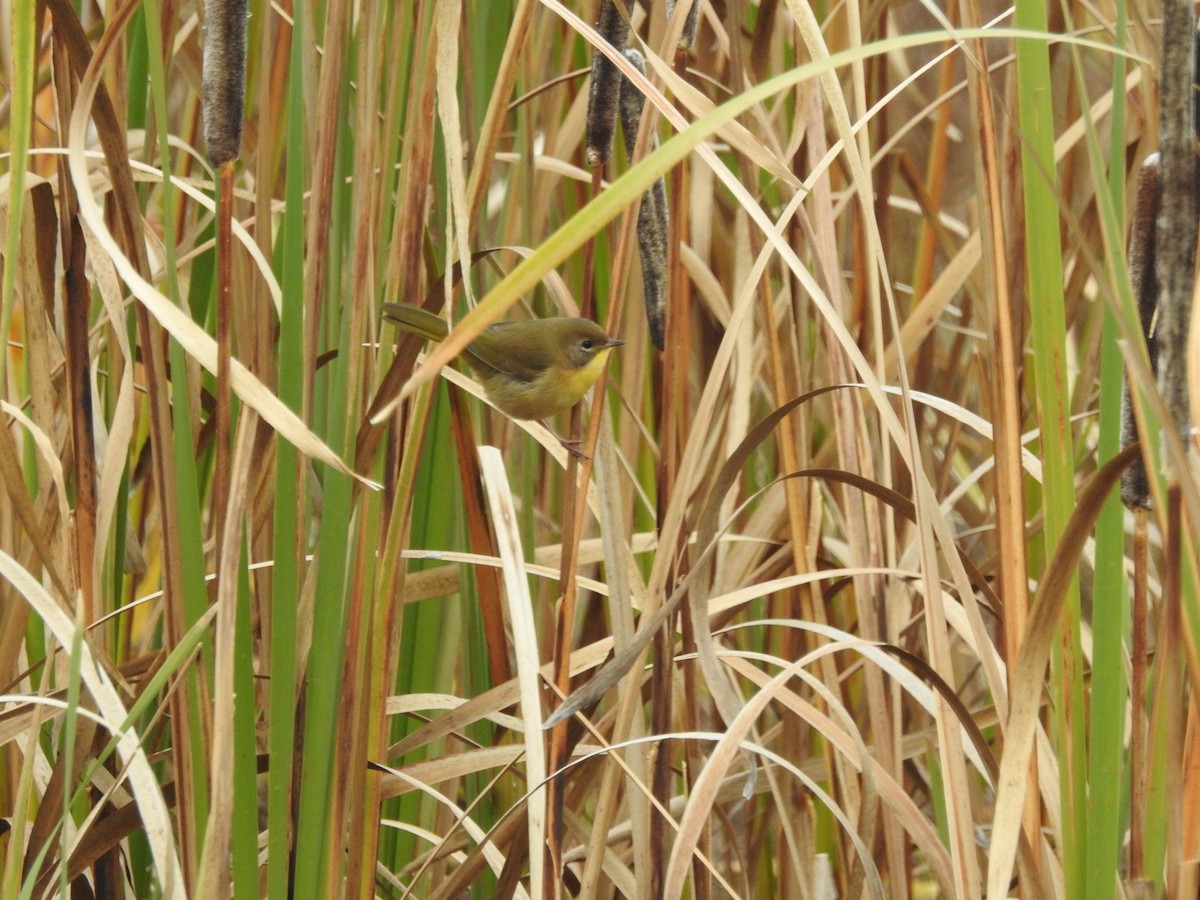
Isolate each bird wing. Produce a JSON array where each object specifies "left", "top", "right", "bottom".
[{"left": 467, "top": 321, "right": 557, "bottom": 382}]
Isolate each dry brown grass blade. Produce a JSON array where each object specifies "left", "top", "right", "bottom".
[
  {"left": 371, "top": 759, "right": 525, "bottom": 893},
  {"left": 723, "top": 651, "right": 957, "bottom": 895},
  {"left": 395, "top": 533, "right": 654, "bottom": 605},
  {"left": 2, "top": 195, "right": 71, "bottom": 604},
  {"left": 194, "top": 412, "right": 258, "bottom": 896},
  {"left": 62, "top": 207, "right": 97, "bottom": 619},
  {"left": 546, "top": 387, "right": 841, "bottom": 730},
  {"left": 661, "top": 647, "right": 885, "bottom": 899},
  {"left": 389, "top": 637, "right": 614, "bottom": 761},
  {"left": 0, "top": 385, "right": 72, "bottom": 602},
  {"left": 23, "top": 717, "right": 97, "bottom": 893},
  {"left": 77, "top": 220, "right": 137, "bottom": 616},
  {"left": 479, "top": 447, "right": 547, "bottom": 898},
  {"left": 9, "top": 0, "right": 1187, "bottom": 892},
  {"left": 61, "top": 3, "right": 377, "bottom": 513},
  {"left": 0, "top": 549, "right": 185, "bottom": 894}
]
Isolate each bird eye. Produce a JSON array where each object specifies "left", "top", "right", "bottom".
[{"left": 581, "top": 339, "right": 594, "bottom": 350}]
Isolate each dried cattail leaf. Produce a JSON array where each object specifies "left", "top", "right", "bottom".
[
  {"left": 202, "top": 0, "right": 249, "bottom": 166},
  {"left": 619, "top": 48, "right": 668, "bottom": 350},
  {"left": 584, "top": 0, "right": 631, "bottom": 168}
]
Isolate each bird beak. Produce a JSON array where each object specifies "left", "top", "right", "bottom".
[{"left": 604, "top": 337, "right": 624, "bottom": 349}]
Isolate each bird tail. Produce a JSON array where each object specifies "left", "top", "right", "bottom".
[{"left": 382, "top": 303, "right": 450, "bottom": 342}]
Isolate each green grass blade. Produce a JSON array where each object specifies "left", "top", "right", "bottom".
[{"left": 1013, "top": 5, "right": 1085, "bottom": 893}]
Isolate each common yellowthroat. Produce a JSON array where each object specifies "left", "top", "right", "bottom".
[{"left": 382, "top": 303, "right": 623, "bottom": 420}]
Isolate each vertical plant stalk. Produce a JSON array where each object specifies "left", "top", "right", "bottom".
[
  {"left": 279, "top": 0, "right": 317, "bottom": 891},
  {"left": 571, "top": 66, "right": 652, "bottom": 893},
  {"left": 656, "top": 33, "right": 697, "bottom": 900},
  {"left": 340, "top": 3, "right": 399, "bottom": 890},
  {"left": 545, "top": 167, "right": 604, "bottom": 893},
  {"left": 1152, "top": 486, "right": 1185, "bottom": 896},
  {"left": 213, "top": 162, "right": 235, "bottom": 595},
  {"left": 1015, "top": 0, "right": 1089, "bottom": 885},
  {"left": 0, "top": 0, "right": 36, "bottom": 396},
  {"left": 558, "top": 14, "right": 657, "bottom": 887},
  {"left": 303, "top": 0, "right": 352, "bottom": 424},
  {"left": 201, "top": 0, "right": 247, "bottom": 884},
  {"left": 62, "top": 219, "right": 97, "bottom": 624},
  {"left": 315, "top": 0, "right": 361, "bottom": 889},
  {"left": 48, "top": 0, "right": 94, "bottom": 625},
  {"left": 195, "top": 414, "right": 258, "bottom": 896},
  {"left": 547, "top": 450, "right": 582, "bottom": 893},
  {"left": 201, "top": 0, "right": 247, "bottom": 744}
]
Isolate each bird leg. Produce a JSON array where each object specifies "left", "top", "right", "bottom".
[{"left": 543, "top": 422, "right": 589, "bottom": 459}]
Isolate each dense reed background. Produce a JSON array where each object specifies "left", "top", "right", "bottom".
[{"left": 2, "top": 0, "right": 1198, "bottom": 897}]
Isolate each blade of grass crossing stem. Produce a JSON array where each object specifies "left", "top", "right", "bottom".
[
  {"left": 271, "top": 10, "right": 308, "bottom": 893},
  {"left": 1085, "top": 4, "right": 1132, "bottom": 897},
  {"left": 1015, "top": 5, "right": 1085, "bottom": 894}
]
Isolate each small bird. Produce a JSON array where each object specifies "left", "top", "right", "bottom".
[{"left": 382, "top": 303, "right": 623, "bottom": 421}]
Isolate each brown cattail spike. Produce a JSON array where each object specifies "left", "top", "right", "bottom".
[
  {"left": 1120, "top": 155, "right": 1160, "bottom": 510},
  {"left": 1153, "top": 2, "right": 1198, "bottom": 462},
  {"left": 585, "top": 0, "right": 631, "bottom": 168},
  {"left": 619, "top": 49, "right": 668, "bottom": 351},
  {"left": 666, "top": 0, "right": 700, "bottom": 50},
  {"left": 202, "top": 0, "right": 249, "bottom": 166}
]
